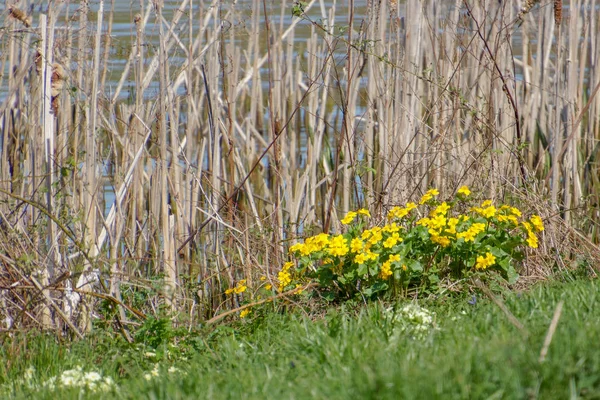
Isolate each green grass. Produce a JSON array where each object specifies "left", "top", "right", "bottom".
[{"left": 3, "top": 277, "right": 600, "bottom": 399}]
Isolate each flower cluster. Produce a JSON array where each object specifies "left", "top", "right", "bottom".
[
  {"left": 475, "top": 252, "right": 496, "bottom": 270},
  {"left": 42, "top": 366, "right": 114, "bottom": 393},
  {"left": 280, "top": 186, "right": 545, "bottom": 299},
  {"left": 144, "top": 364, "right": 187, "bottom": 381},
  {"left": 278, "top": 261, "right": 294, "bottom": 291},
  {"left": 386, "top": 304, "right": 436, "bottom": 340},
  {"left": 341, "top": 208, "right": 371, "bottom": 224}
]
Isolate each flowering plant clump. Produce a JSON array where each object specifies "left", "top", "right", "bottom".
[
  {"left": 280, "top": 187, "right": 545, "bottom": 300},
  {"left": 386, "top": 304, "right": 436, "bottom": 340},
  {"left": 42, "top": 366, "right": 114, "bottom": 393}
]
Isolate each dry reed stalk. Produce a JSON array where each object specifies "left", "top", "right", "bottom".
[{"left": 153, "top": 0, "right": 177, "bottom": 309}]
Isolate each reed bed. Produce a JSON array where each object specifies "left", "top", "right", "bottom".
[{"left": 0, "top": 0, "right": 598, "bottom": 334}]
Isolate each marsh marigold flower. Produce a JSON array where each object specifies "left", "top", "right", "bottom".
[
  {"left": 357, "top": 208, "right": 371, "bottom": 217},
  {"left": 419, "top": 188, "right": 439, "bottom": 204},
  {"left": 475, "top": 252, "right": 496, "bottom": 270},
  {"left": 383, "top": 232, "right": 402, "bottom": 248},
  {"left": 341, "top": 211, "right": 358, "bottom": 225},
  {"left": 457, "top": 185, "right": 471, "bottom": 197},
  {"left": 327, "top": 234, "right": 350, "bottom": 257},
  {"left": 350, "top": 238, "right": 364, "bottom": 253},
  {"left": 527, "top": 231, "right": 538, "bottom": 248},
  {"left": 530, "top": 215, "right": 544, "bottom": 232},
  {"left": 380, "top": 261, "right": 393, "bottom": 279}
]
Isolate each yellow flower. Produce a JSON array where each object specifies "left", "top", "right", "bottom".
[
  {"left": 357, "top": 208, "right": 371, "bottom": 217},
  {"left": 365, "top": 250, "right": 379, "bottom": 261},
  {"left": 240, "top": 309, "right": 251, "bottom": 318},
  {"left": 457, "top": 185, "right": 471, "bottom": 197},
  {"left": 497, "top": 215, "right": 509, "bottom": 223},
  {"left": 419, "top": 188, "right": 439, "bottom": 204},
  {"left": 475, "top": 252, "right": 496, "bottom": 270},
  {"left": 327, "top": 234, "right": 350, "bottom": 257},
  {"left": 265, "top": 284, "right": 272, "bottom": 290},
  {"left": 350, "top": 238, "right": 364, "bottom": 253},
  {"left": 341, "top": 211, "right": 358, "bottom": 225},
  {"left": 430, "top": 215, "right": 447, "bottom": 230},
  {"left": 530, "top": 215, "right": 544, "bottom": 232},
  {"left": 388, "top": 254, "right": 401, "bottom": 263},
  {"left": 457, "top": 226, "right": 480, "bottom": 242},
  {"left": 278, "top": 273, "right": 291, "bottom": 290},
  {"left": 431, "top": 234, "right": 451, "bottom": 247},
  {"left": 234, "top": 280, "right": 247, "bottom": 294},
  {"left": 402, "top": 264, "right": 408, "bottom": 271},
  {"left": 480, "top": 206, "right": 496, "bottom": 218},
  {"left": 446, "top": 217, "right": 459, "bottom": 234},
  {"left": 289, "top": 243, "right": 304, "bottom": 254},
  {"left": 379, "top": 261, "right": 393, "bottom": 279},
  {"left": 300, "top": 233, "right": 330, "bottom": 255},
  {"left": 368, "top": 229, "right": 383, "bottom": 245},
  {"left": 470, "top": 223, "right": 486, "bottom": 234},
  {"left": 382, "top": 223, "right": 401, "bottom": 233},
  {"left": 510, "top": 207, "right": 522, "bottom": 217},
  {"left": 283, "top": 261, "right": 294, "bottom": 271},
  {"left": 431, "top": 202, "right": 451, "bottom": 217},
  {"left": 225, "top": 288, "right": 234, "bottom": 295},
  {"left": 416, "top": 217, "right": 430, "bottom": 226},
  {"left": 481, "top": 200, "right": 493, "bottom": 207},
  {"left": 383, "top": 232, "right": 402, "bottom": 248},
  {"left": 354, "top": 252, "right": 367, "bottom": 264},
  {"left": 527, "top": 232, "right": 538, "bottom": 248}
]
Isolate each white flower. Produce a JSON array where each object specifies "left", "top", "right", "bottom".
[
  {"left": 386, "top": 304, "right": 436, "bottom": 340},
  {"left": 24, "top": 366, "right": 35, "bottom": 381}
]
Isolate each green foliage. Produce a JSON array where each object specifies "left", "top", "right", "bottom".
[
  {"left": 291, "top": 1, "right": 307, "bottom": 18},
  {"left": 4, "top": 279, "right": 600, "bottom": 399},
  {"left": 283, "top": 186, "right": 545, "bottom": 300}
]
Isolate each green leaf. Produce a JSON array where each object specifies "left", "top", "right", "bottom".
[
  {"left": 497, "top": 257, "right": 510, "bottom": 272},
  {"left": 409, "top": 260, "right": 423, "bottom": 272},
  {"left": 292, "top": 1, "right": 307, "bottom": 17},
  {"left": 506, "top": 265, "right": 519, "bottom": 284},
  {"left": 357, "top": 263, "right": 368, "bottom": 277},
  {"left": 362, "top": 281, "right": 388, "bottom": 297}
]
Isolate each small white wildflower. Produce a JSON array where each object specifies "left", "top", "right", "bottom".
[
  {"left": 42, "top": 366, "right": 113, "bottom": 393},
  {"left": 43, "top": 376, "right": 56, "bottom": 390},
  {"left": 144, "top": 351, "right": 156, "bottom": 358},
  {"left": 386, "top": 304, "right": 436, "bottom": 340},
  {"left": 24, "top": 366, "right": 35, "bottom": 381}
]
